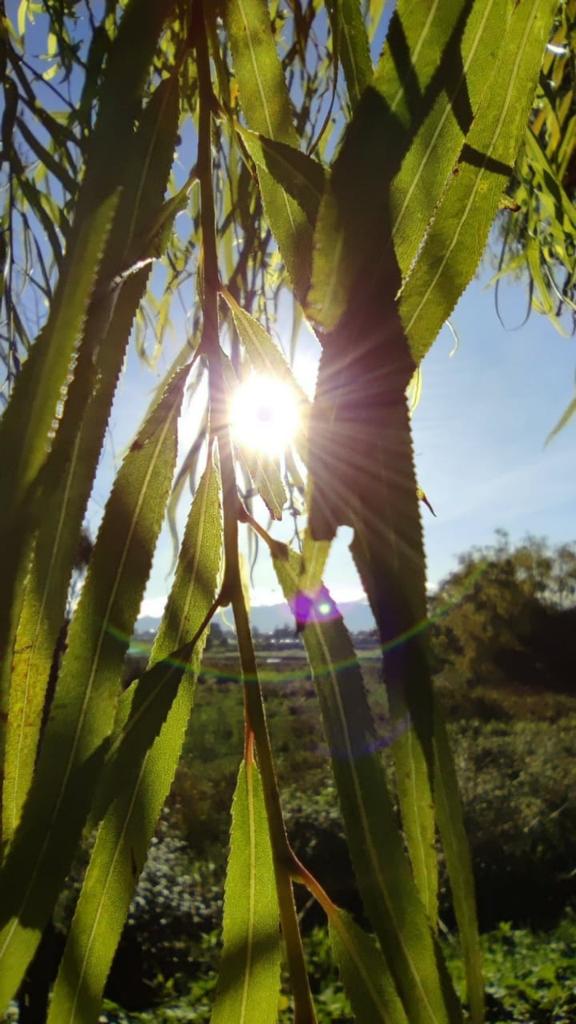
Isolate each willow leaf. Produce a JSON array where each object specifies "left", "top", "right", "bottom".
[
  {"left": 225, "top": 0, "right": 298, "bottom": 147},
  {"left": 545, "top": 392, "right": 576, "bottom": 445},
  {"left": 326, "top": 0, "right": 372, "bottom": 109},
  {"left": 347, "top": 399, "right": 438, "bottom": 928},
  {"left": 236, "top": 125, "right": 325, "bottom": 225},
  {"left": 391, "top": 0, "right": 507, "bottom": 280},
  {"left": 0, "top": 191, "right": 118, "bottom": 789},
  {"left": 225, "top": 0, "right": 312, "bottom": 298},
  {"left": 2, "top": 75, "right": 180, "bottom": 845},
  {"left": 259, "top": 170, "right": 315, "bottom": 301},
  {"left": 298, "top": 526, "right": 331, "bottom": 601},
  {"left": 47, "top": 454, "right": 222, "bottom": 1024},
  {"left": 328, "top": 909, "right": 407, "bottom": 1024},
  {"left": 401, "top": 0, "right": 558, "bottom": 363},
  {"left": 273, "top": 551, "right": 459, "bottom": 1024},
  {"left": 242, "top": 451, "right": 287, "bottom": 520},
  {"left": 311, "top": 204, "right": 440, "bottom": 929},
  {"left": 433, "top": 707, "right": 484, "bottom": 1024},
  {"left": 373, "top": 0, "right": 470, "bottom": 128},
  {"left": 211, "top": 759, "right": 281, "bottom": 1024},
  {"left": 74, "top": 0, "right": 177, "bottom": 218},
  {"left": 308, "top": 0, "right": 472, "bottom": 331},
  {"left": 0, "top": 369, "right": 186, "bottom": 1012},
  {"left": 222, "top": 291, "right": 308, "bottom": 407},
  {"left": 0, "top": 189, "right": 117, "bottom": 552}
]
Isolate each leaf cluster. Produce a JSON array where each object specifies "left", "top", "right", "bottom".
[{"left": 0, "top": 1, "right": 565, "bottom": 1022}]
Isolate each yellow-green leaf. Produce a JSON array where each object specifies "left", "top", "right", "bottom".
[
  {"left": 47, "top": 453, "right": 222, "bottom": 1024},
  {"left": 211, "top": 759, "right": 281, "bottom": 1024},
  {"left": 373, "top": 0, "right": 470, "bottom": 129},
  {"left": 400, "top": 0, "right": 558, "bottom": 362},
  {"left": 0, "top": 369, "right": 186, "bottom": 1013},
  {"left": 328, "top": 909, "right": 407, "bottom": 1024},
  {"left": 326, "top": 0, "right": 372, "bottom": 110},
  {"left": 2, "top": 74, "right": 180, "bottom": 845},
  {"left": 224, "top": 0, "right": 312, "bottom": 298},
  {"left": 391, "top": 0, "right": 508, "bottom": 280},
  {"left": 273, "top": 550, "right": 459, "bottom": 1024}
]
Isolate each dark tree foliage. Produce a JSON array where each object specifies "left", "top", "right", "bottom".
[{"left": 431, "top": 531, "right": 576, "bottom": 690}]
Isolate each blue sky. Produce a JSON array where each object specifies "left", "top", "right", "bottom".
[{"left": 89, "top": 257, "right": 576, "bottom": 619}]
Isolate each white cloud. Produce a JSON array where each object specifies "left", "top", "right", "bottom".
[{"left": 139, "top": 594, "right": 168, "bottom": 619}]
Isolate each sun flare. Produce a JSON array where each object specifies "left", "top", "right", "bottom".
[{"left": 229, "top": 374, "right": 301, "bottom": 457}]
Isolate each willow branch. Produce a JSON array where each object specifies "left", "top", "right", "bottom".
[{"left": 195, "top": 5, "right": 316, "bottom": 1020}]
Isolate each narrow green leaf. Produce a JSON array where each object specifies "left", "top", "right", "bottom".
[
  {"left": 400, "top": 0, "right": 558, "bottom": 362},
  {"left": 308, "top": 0, "right": 472, "bottom": 331},
  {"left": 0, "top": 369, "right": 186, "bottom": 1012},
  {"left": 242, "top": 451, "right": 287, "bottom": 520},
  {"left": 273, "top": 551, "right": 459, "bottom": 1024},
  {"left": 373, "top": 0, "right": 470, "bottom": 128},
  {"left": 225, "top": 0, "right": 312, "bottom": 298},
  {"left": 236, "top": 126, "right": 325, "bottom": 225},
  {"left": 307, "top": 79, "right": 413, "bottom": 332},
  {"left": 2, "top": 75, "right": 180, "bottom": 845},
  {"left": 326, "top": 0, "right": 372, "bottom": 109},
  {"left": 225, "top": 0, "right": 298, "bottom": 147},
  {"left": 433, "top": 707, "right": 484, "bottom": 1024},
  {"left": 391, "top": 0, "right": 508, "bottom": 279},
  {"left": 211, "top": 759, "right": 281, "bottom": 1024},
  {"left": 222, "top": 290, "right": 308, "bottom": 408},
  {"left": 347, "top": 395, "right": 438, "bottom": 928},
  {"left": 328, "top": 909, "right": 407, "bottom": 1024},
  {"left": 47, "top": 454, "right": 222, "bottom": 1024},
  {"left": 74, "top": 0, "right": 177, "bottom": 218},
  {"left": 258, "top": 170, "right": 315, "bottom": 301},
  {"left": 545, "top": 392, "right": 576, "bottom": 445},
  {"left": 299, "top": 526, "right": 331, "bottom": 598},
  {"left": 0, "top": 189, "right": 118, "bottom": 538},
  {"left": 0, "top": 191, "right": 118, "bottom": 794},
  {"left": 303, "top": 29, "right": 448, "bottom": 930}
]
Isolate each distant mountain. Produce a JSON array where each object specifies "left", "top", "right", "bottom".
[
  {"left": 136, "top": 599, "right": 375, "bottom": 636},
  {"left": 136, "top": 616, "right": 164, "bottom": 634}
]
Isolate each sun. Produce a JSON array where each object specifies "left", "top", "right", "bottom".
[{"left": 229, "top": 373, "right": 301, "bottom": 457}]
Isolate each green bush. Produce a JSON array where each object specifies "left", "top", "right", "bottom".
[
  {"left": 100, "top": 914, "right": 576, "bottom": 1024},
  {"left": 451, "top": 716, "right": 576, "bottom": 927}
]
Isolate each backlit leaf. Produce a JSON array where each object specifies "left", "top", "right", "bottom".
[
  {"left": 236, "top": 125, "right": 325, "bottom": 225},
  {"left": 47, "top": 453, "right": 222, "bottom": 1024},
  {"left": 328, "top": 909, "right": 407, "bottom": 1024},
  {"left": 2, "top": 74, "right": 180, "bottom": 845},
  {"left": 373, "top": 0, "right": 470, "bottom": 129},
  {"left": 0, "top": 192, "right": 118, "bottom": 787},
  {"left": 432, "top": 707, "right": 485, "bottom": 1024},
  {"left": 273, "top": 550, "right": 459, "bottom": 1024},
  {"left": 400, "top": 0, "right": 558, "bottom": 362},
  {"left": 211, "top": 759, "right": 281, "bottom": 1024},
  {"left": 225, "top": 0, "right": 312, "bottom": 298},
  {"left": 391, "top": 0, "right": 507, "bottom": 280},
  {"left": 0, "top": 369, "right": 186, "bottom": 1012},
  {"left": 326, "top": 0, "right": 372, "bottom": 110}
]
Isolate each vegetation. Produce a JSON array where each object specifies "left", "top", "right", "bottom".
[
  {"left": 430, "top": 533, "right": 576, "bottom": 689},
  {"left": 0, "top": 2, "right": 573, "bottom": 1024}
]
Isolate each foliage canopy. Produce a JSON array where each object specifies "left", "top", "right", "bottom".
[
  {"left": 0, "top": 1, "right": 569, "bottom": 1023},
  {"left": 431, "top": 533, "right": 576, "bottom": 689}
]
